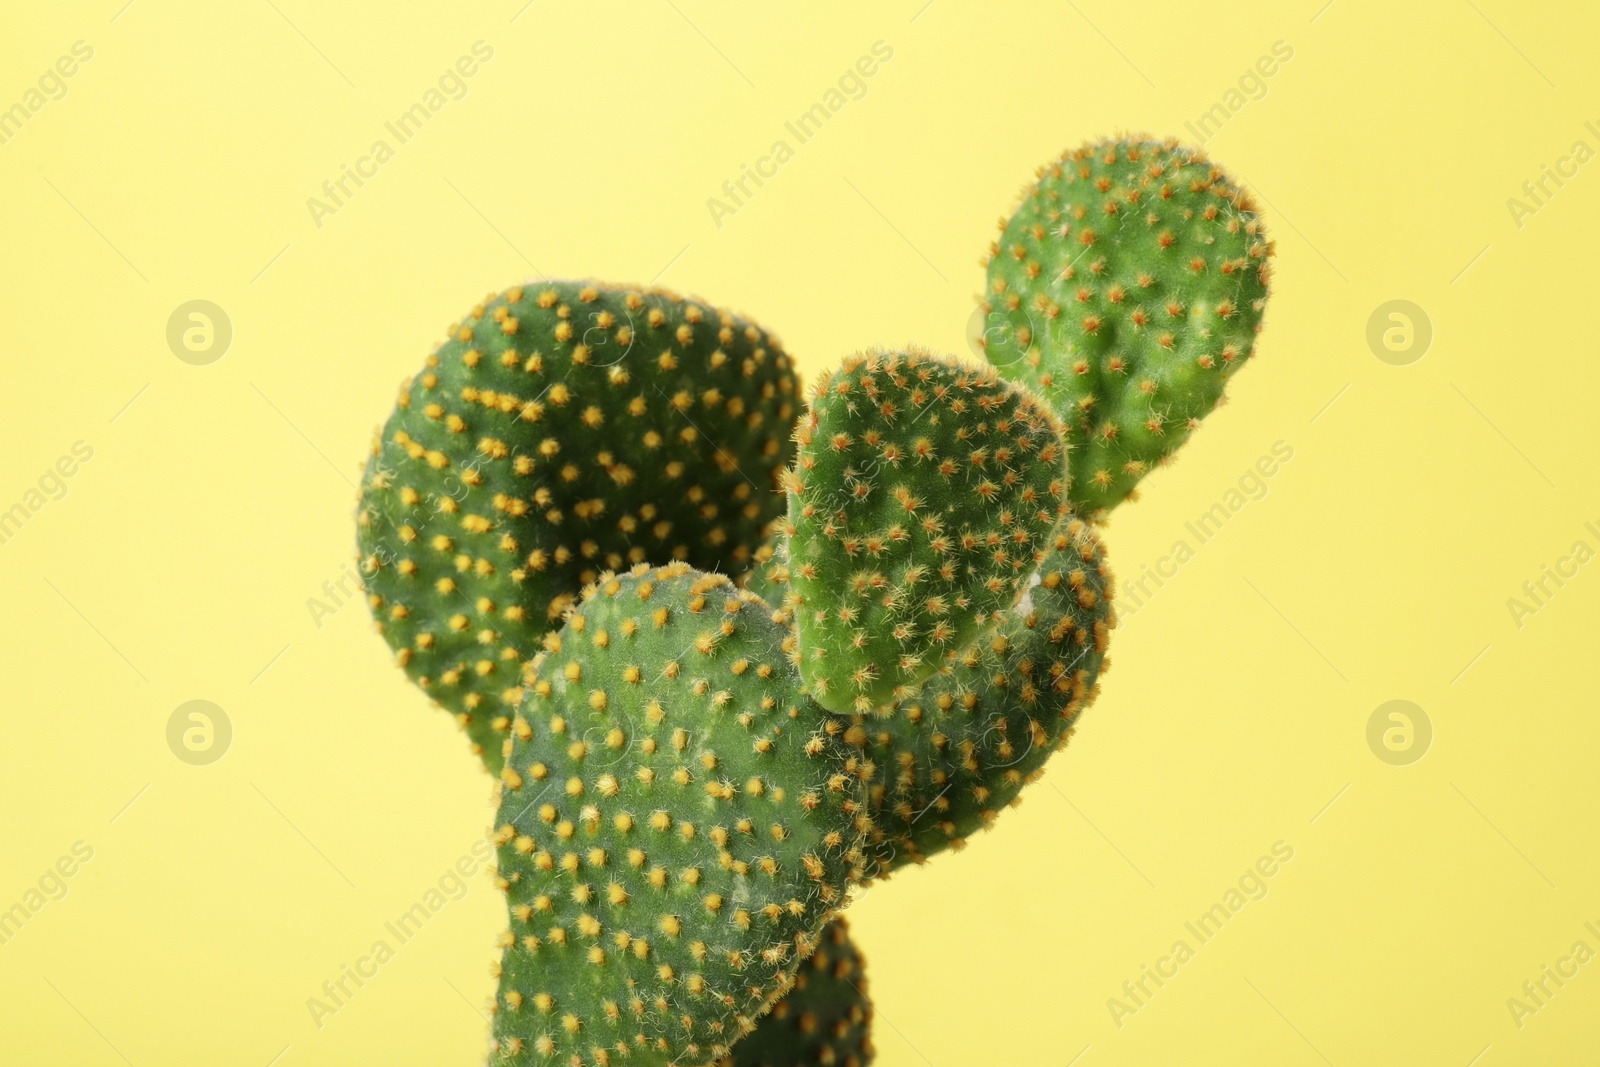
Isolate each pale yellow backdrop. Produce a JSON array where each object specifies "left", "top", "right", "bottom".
[{"left": 2, "top": 1, "right": 1597, "bottom": 1064}]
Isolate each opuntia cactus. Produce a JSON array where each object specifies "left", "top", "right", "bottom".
[
  {"left": 978, "top": 137, "right": 1273, "bottom": 517},
  {"left": 488, "top": 562, "right": 872, "bottom": 1066},
  {"left": 715, "top": 918, "right": 872, "bottom": 1067},
  {"left": 783, "top": 348, "right": 1071, "bottom": 713},
  {"left": 356, "top": 281, "right": 799, "bottom": 771},
  {"left": 355, "top": 125, "right": 1273, "bottom": 1061}
]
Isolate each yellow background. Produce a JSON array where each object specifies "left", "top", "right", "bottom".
[{"left": 3, "top": 1, "right": 1597, "bottom": 1063}]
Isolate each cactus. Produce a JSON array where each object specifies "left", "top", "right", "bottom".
[
  {"left": 978, "top": 136, "right": 1273, "bottom": 517},
  {"left": 715, "top": 918, "right": 872, "bottom": 1067},
  {"left": 783, "top": 348, "right": 1071, "bottom": 714},
  {"left": 356, "top": 281, "right": 799, "bottom": 771},
  {"left": 488, "top": 562, "right": 872, "bottom": 1067},
  {"left": 352, "top": 128, "right": 1274, "bottom": 1061}
]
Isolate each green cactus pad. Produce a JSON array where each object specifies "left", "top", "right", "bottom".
[
  {"left": 853, "top": 518, "right": 1113, "bottom": 874},
  {"left": 979, "top": 137, "right": 1273, "bottom": 517},
  {"left": 356, "top": 281, "right": 799, "bottom": 771},
  {"left": 488, "top": 562, "right": 872, "bottom": 1067},
  {"left": 784, "top": 348, "right": 1070, "bottom": 714},
  {"left": 741, "top": 519, "right": 1114, "bottom": 876},
  {"left": 717, "top": 918, "right": 873, "bottom": 1067}
]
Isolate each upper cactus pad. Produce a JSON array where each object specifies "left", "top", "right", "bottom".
[
  {"left": 785, "top": 349, "right": 1070, "bottom": 713},
  {"left": 980, "top": 137, "right": 1272, "bottom": 517},
  {"left": 489, "top": 563, "right": 871, "bottom": 1067},
  {"left": 357, "top": 281, "right": 799, "bottom": 770}
]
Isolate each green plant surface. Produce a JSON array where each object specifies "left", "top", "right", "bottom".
[
  {"left": 488, "top": 562, "right": 872, "bottom": 1067},
  {"left": 980, "top": 137, "right": 1273, "bottom": 517},
  {"left": 784, "top": 348, "right": 1070, "bottom": 714},
  {"left": 716, "top": 918, "right": 872, "bottom": 1067},
  {"left": 743, "top": 517, "right": 1113, "bottom": 876},
  {"left": 852, "top": 518, "right": 1113, "bottom": 874},
  {"left": 357, "top": 281, "right": 799, "bottom": 771}
]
